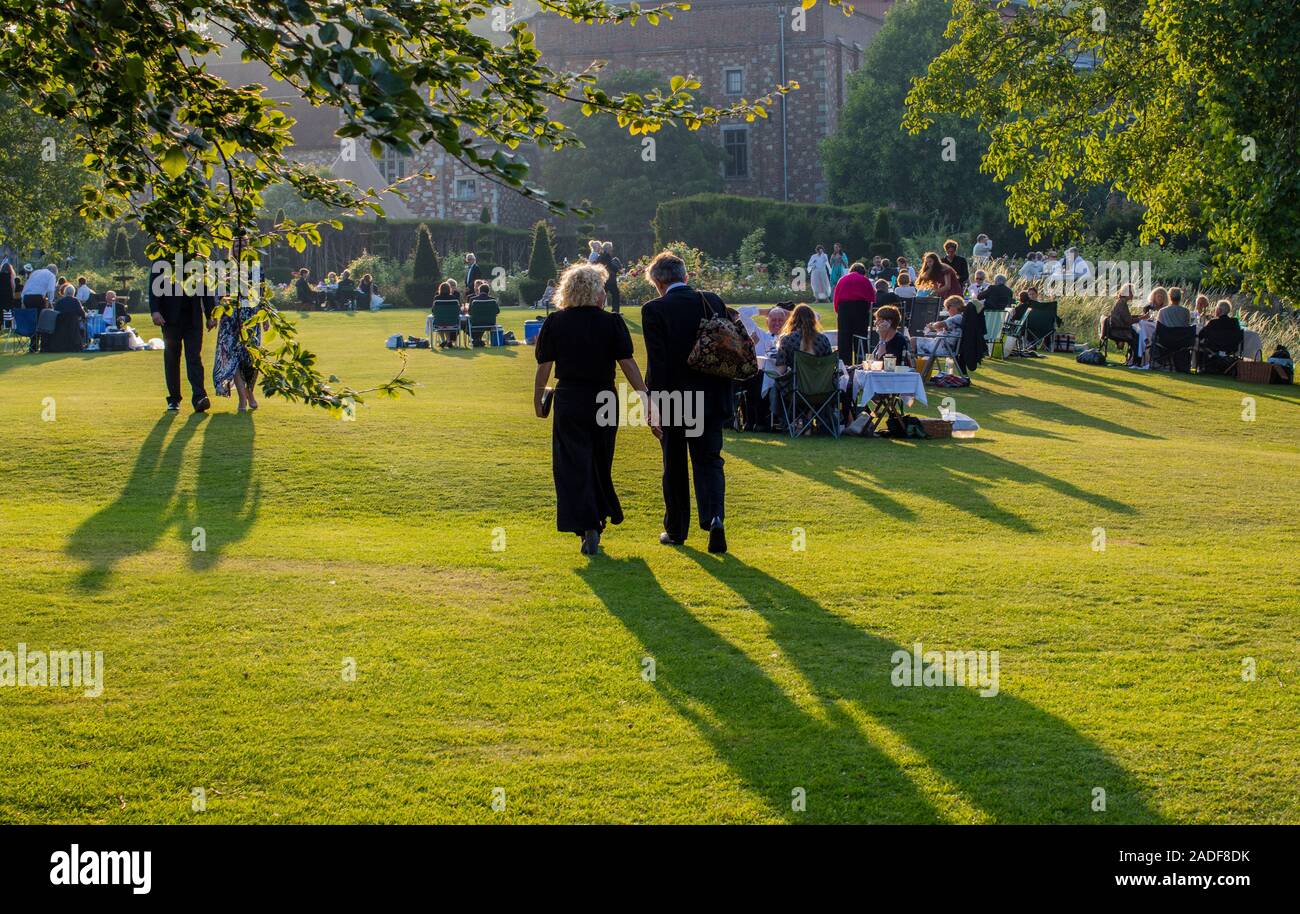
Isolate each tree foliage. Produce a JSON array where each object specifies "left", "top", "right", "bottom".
[
  {"left": 821, "top": 0, "right": 999, "bottom": 225},
  {"left": 0, "top": 90, "right": 97, "bottom": 256},
  {"left": 906, "top": 0, "right": 1300, "bottom": 300},
  {"left": 0, "top": 0, "right": 802, "bottom": 409},
  {"left": 539, "top": 69, "right": 725, "bottom": 234}
]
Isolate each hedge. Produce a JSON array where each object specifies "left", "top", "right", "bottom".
[{"left": 653, "top": 194, "right": 926, "bottom": 263}]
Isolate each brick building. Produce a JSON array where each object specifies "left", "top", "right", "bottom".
[{"left": 530, "top": 0, "right": 893, "bottom": 203}]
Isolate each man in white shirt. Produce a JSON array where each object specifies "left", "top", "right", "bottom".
[
  {"left": 75, "top": 277, "right": 94, "bottom": 303},
  {"left": 21, "top": 263, "right": 57, "bottom": 309}
]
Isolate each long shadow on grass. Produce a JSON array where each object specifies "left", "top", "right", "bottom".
[
  {"left": 729, "top": 437, "right": 1131, "bottom": 534},
  {"left": 66, "top": 411, "right": 260, "bottom": 587},
  {"left": 578, "top": 557, "right": 943, "bottom": 822},
  {"left": 963, "top": 376, "right": 1163, "bottom": 441},
  {"left": 677, "top": 550, "right": 1163, "bottom": 823},
  {"left": 184, "top": 411, "right": 260, "bottom": 571},
  {"left": 66, "top": 413, "right": 205, "bottom": 590}
]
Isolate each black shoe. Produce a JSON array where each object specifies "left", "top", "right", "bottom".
[
  {"left": 193, "top": 396, "right": 211, "bottom": 413},
  {"left": 707, "top": 517, "right": 727, "bottom": 554},
  {"left": 581, "top": 529, "right": 600, "bottom": 556},
  {"left": 659, "top": 532, "right": 684, "bottom": 546},
  {"left": 166, "top": 402, "right": 180, "bottom": 412}
]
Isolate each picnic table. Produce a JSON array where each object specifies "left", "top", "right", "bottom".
[{"left": 852, "top": 368, "right": 927, "bottom": 435}]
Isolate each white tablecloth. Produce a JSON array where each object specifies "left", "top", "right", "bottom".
[
  {"left": 1137, "top": 319, "right": 1156, "bottom": 357},
  {"left": 853, "top": 370, "right": 927, "bottom": 408}
]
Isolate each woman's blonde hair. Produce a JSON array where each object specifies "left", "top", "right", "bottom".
[
  {"left": 556, "top": 263, "right": 607, "bottom": 309},
  {"left": 1148, "top": 286, "right": 1168, "bottom": 308}
]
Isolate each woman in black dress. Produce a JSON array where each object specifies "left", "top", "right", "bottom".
[{"left": 534, "top": 263, "right": 652, "bottom": 556}]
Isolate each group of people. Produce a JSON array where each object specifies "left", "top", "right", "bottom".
[
  {"left": 294, "top": 267, "right": 377, "bottom": 311},
  {"left": 533, "top": 252, "right": 727, "bottom": 557},
  {"left": 1106, "top": 284, "right": 1241, "bottom": 372},
  {"left": 584, "top": 240, "right": 623, "bottom": 314},
  {"left": 1, "top": 262, "right": 129, "bottom": 352},
  {"left": 430, "top": 276, "right": 500, "bottom": 348}
]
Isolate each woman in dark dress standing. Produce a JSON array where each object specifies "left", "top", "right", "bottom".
[{"left": 534, "top": 263, "right": 652, "bottom": 556}]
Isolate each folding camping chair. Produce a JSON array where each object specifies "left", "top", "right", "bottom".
[
  {"left": 467, "top": 299, "right": 502, "bottom": 347},
  {"left": 906, "top": 296, "right": 941, "bottom": 338},
  {"left": 1099, "top": 315, "right": 1139, "bottom": 364},
  {"left": 1003, "top": 300, "right": 1059, "bottom": 356},
  {"left": 430, "top": 300, "right": 464, "bottom": 348},
  {"left": 1150, "top": 323, "right": 1197, "bottom": 373},
  {"left": 779, "top": 350, "right": 842, "bottom": 439}
]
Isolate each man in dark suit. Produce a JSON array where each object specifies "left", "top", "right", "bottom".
[
  {"left": 640, "top": 251, "right": 731, "bottom": 553},
  {"left": 941, "top": 240, "right": 969, "bottom": 288},
  {"left": 149, "top": 256, "right": 215, "bottom": 413},
  {"left": 596, "top": 242, "right": 622, "bottom": 314},
  {"left": 464, "top": 254, "right": 481, "bottom": 303}
]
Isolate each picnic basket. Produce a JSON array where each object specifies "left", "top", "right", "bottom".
[
  {"left": 916, "top": 417, "right": 953, "bottom": 439},
  {"left": 1235, "top": 360, "right": 1275, "bottom": 384}
]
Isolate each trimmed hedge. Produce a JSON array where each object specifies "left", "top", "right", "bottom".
[{"left": 653, "top": 194, "right": 925, "bottom": 263}]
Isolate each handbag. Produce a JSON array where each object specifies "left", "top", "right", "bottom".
[{"left": 686, "top": 292, "right": 758, "bottom": 381}]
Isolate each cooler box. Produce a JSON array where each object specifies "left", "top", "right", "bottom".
[
  {"left": 99, "top": 331, "right": 132, "bottom": 351},
  {"left": 524, "top": 320, "right": 543, "bottom": 345},
  {"left": 490, "top": 329, "right": 505, "bottom": 347}
]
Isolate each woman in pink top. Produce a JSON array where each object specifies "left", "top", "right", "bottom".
[{"left": 832, "top": 262, "right": 878, "bottom": 367}]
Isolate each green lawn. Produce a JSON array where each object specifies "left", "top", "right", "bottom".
[{"left": 2, "top": 308, "right": 1298, "bottom": 824}]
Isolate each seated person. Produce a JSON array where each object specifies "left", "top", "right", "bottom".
[
  {"left": 916, "top": 295, "right": 965, "bottom": 359},
  {"left": 431, "top": 281, "right": 462, "bottom": 348},
  {"left": 1156, "top": 286, "right": 1191, "bottom": 327},
  {"left": 467, "top": 280, "right": 499, "bottom": 347},
  {"left": 47, "top": 284, "right": 88, "bottom": 351},
  {"left": 1197, "top": 299, "right": 1244, "bottom": 375},
  {"left": 873, "top": 279, "right": 901, "bottom": 310},
  {"left": 769, "top": 304, "right": 841, "bottom": 426},
  {"left": 893, "top": 270, "right": 918, "bottom": 299},
  {"left": 1107, "top": 283, "right": 1141, "bottom": 364},
  {"left": 967, "top": 269, "right": 989, "bottom": 300},
  {"left": 976, "top": 274, "right": 1014, "bottom": 310},
  {"left": 294, "top": 268, "right": 318, "bottom": 308},
  {"left": 750, "top": 305, "right": 789, "bottom": 358},
  {"left": 357, "top": 273, "right": 376, "bottom": 309},
  {"left": 335, "top": 270, "right": 356, "bottom": 309},
  {"left": 1009, "top": 288, "right": 1039, "bottom": 324},
  {"left": 535, "top": 279, "right": 556, "bottom": 310},
  {"left": 870, "top": 305, "right": 910, "bottom": 367}
]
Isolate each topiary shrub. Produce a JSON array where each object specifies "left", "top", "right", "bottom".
[
  {"left": 526, "top": 221, "right": 558, "bottom": 283},
  {"left": 404, "top": 223, "right": 441, "bottom": 308}
]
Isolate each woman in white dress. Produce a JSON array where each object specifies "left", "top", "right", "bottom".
[{"left": 807, "top": 246, "right": 832, "bottom": 302}]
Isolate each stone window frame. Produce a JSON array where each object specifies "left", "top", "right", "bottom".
[
  {"left": 723, "top": 66, "right": 745, "bottom": 97},
  {"left": 721, "top": 125, "right": 749, "bottom": 179},
  {"left": 377, "top": 146, "right": 409, "bottom": 185},
  {"left": 453, "top": 177, "right": 479, "bottom": 201}
]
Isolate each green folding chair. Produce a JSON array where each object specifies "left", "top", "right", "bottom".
[
  {"left": 467, "top": 299, "right": 502, "bottom": 347},
  {"left": 1005, "top": 300, "right": 1059, "bottom": 355},
  {"left": 430, "top": 299, "right": 463, "bottom": 348},
  {"left": 781, "top": 350, "right": 842, "bottom": 439}
]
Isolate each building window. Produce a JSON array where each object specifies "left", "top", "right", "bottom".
[
  {"left": 378, "top": 147, "right": 408, "bottom": 185},
  {"left": 723, "top": 68, "right": 744, "bottom": 97},
  {"left": 454, "top": 177, "right": 478, "bottom": 201},
  {"left": 722, "top": 127, "right": 748, "bottom": 179}
]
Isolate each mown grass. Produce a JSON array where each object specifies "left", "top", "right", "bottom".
[{"left": 1, "top": 308, "right": 1297, "bottom": 824}]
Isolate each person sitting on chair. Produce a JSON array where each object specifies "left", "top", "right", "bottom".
[
  {"left": 871, "top": 305, "right": 910, "bottom": 366},
  {"left": 1156, "top": 286, "right": 1191, "bottom": 328},
  {"left": 1107, "top": 283, "right": 1141, "bottom": 365},
  {"left": 468, "top": 280, "right": 498, "bottom": 347},
  {"left": 977, "top": 274, "right": 1014, "bottom": 311},
  {"left": 927, "top": 295, "right": 966, "bottom": 334},
  {"left": 769, "top": 304, "right": 839, "bottom": 428},
  {"left": 432, "top": 281, "right": 461, "bottom": 349},
  {"left": 1198, "top": 300, "right": 1243, "bottom": 375}
]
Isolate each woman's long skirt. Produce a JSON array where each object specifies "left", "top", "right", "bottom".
[
  {"left": 552, "top": 383, "right": 623, "bottom": 535},
  {"left": 213, "top": 306, "right": 261, "bottom": 397}
]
